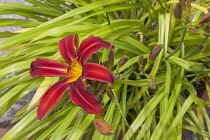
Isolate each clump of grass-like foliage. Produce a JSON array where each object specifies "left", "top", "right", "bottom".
[{"left": 0, "top": 0, "right": 210, "bottom": 139}]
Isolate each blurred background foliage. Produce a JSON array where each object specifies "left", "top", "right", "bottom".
[{"left": 0, "top": 0, "right": 210, "bottom": 139}]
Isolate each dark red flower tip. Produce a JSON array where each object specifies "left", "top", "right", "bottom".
[
  {"left": 69, "top": 78, "right": 103, "bottom": 114},
  {"left": 82, "top": 62, "right": 114, "bottom": 84},
  {"left": 58, "top": 34, "right": 78, "bottom": 64},
  {"left": 30, "top": 58, "right": 68, "bottom": 77},
  {"left": 37, "top": 79, "right": 70, "bottom": 120},
  {"left": 77, "top": 35, "right": 114, "bottom": 63}
]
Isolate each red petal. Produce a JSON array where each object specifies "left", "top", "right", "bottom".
[
  {"left": 77, "top": 35, "right": 113, "bottom": 63},
  {"left": 82, "top": 63, "right": 114, "bottom": 84},
  {"left": 69, "top": 78, "right": 103, "bottom": 114},
  {"left": 37, "top": 79, "right": 70, "bottom": 120},
  {"left": 58, "top": 35, "right": 78, "bottom": 64},
  {"left": 30, "top": 58, "right": 68, "bottom": 77}
]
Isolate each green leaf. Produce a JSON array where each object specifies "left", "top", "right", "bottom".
[
  {"left": 38, "top": 0, "right": 127, "bottom": 27},
  {"left": 51, "top": 107, "right": 81, "bottom": 140},
  {"left": 0, "top": 81, "right": 32, "bottom": 107},
  {"left": 1, "top": 109, "right": 37, "bottom": 140},
  {"left": 69, "top": 115, "right": 95, "bottom": 140},
  {"left": 123, "top": 85, "right": 165, "bottom": 140},
  {"left": 0, "top": 2, "right": 61, "bottom": 17},
  {"left": 0, "top": 19, "right": 41, "bottom": 27},
  {"left": 0, "top": 60, "right": 32, "bottom": 77},
  {"left": 27, "top": 77, "right": 59, "bottom": 110},
  {"left": 163, "top": 82, "right": 197, "bottom": 139},
  {"left": 0, "top": 78, "right": 42, "bottom": 116}
]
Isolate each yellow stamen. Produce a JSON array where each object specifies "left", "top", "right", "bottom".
[{"left": 66, "top": 59, "right": 83, "bottom": 83}]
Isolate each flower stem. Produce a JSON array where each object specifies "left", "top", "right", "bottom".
[
  {"left": 184, "top": 35, "right": 209, "bottom": 58},
  {"left": 165, "top": 27, "right": 187, "bottom": 59},
  {"left": 106, "top": 13, "right": 111, "bottom": 25}
]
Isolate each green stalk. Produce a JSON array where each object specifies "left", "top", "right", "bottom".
[
  {"left": 165, "top": 27, "right": 187, "bottom": 59},
  {"left": 184, "top": 35, "right": 209, "bottom": 58},
  {"left": 106, "top": 13, "right": 111, "bottom": 25},
  {"left": 163, "top": 60, "right": 171, "bottom": 114},
  {"left": 150, "top": 14, "right": 165, "bottom": 76}
]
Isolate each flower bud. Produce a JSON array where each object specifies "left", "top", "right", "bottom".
[
  {"left": 118, "top": 56, "right": 129, "bottom": 67},
  {"left": 148, "top": 77, "right": 156, "bottom": 90},
  {"left": 149, "top": 44, "right": 163, "bottom": 61},
  {"left": 106, "top": 86, "right": 115, "bottom": 100},
  {"left": 138, "top": 54, "right": 144, "bottom": 65},
  {"left": 203, "top": 24, "right": 210, "bottom": 33},
  {"left": 179, "top": 0, "right": 185, "bottom": 7},
  {"left": 96, "top": 92, "right": 104, "bottom": 103},
  {"left": 97, "top": 82, "right": 108, "bottom": 92},
  {"left": 86, "top": 84, "right": 94, "bottom": 93},
  {"left": 108, "top": 50, "right": 114, "bottom": 67},
  {"left": 138, "top": 55, "right": 144, "bottom": 71},
  {"left": 198, "top": 12, "right": 210, "bottom": 26},
  {"left": 190, "top": 28, "right": 199, "bottom": 35},
  {"left": 92, "top": 54, "right": 99, "bottom": 64},
  {"left": 174, "top": 3, "right": 183, "bottom": 19},
  {"left": 100, "top": 60, "right": 109, "bottom": 68},
  {"left": 92, "top": 81, "right": 99, "bottom": 89},
  {"left": 94, "top": 115, "right": 114, "bottom": 136},
  {"left": 203, "top": 32, "right": 210, "bottom": 37},
  {"left": 203, "top": 24, "right": 210, "bottom": 36},
  {"left": 186, "top": 0, "right": 191, "bottom": 14}
]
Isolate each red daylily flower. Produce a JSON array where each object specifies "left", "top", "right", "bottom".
[{"left": 30, "top": 34, "right": 114, "bottom": 120}]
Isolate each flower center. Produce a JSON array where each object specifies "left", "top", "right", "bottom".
[{"left": 66, "top": 59, "right": 83, "bottom": 83}]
